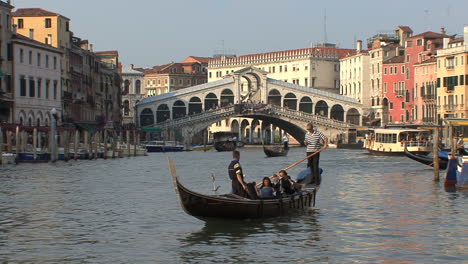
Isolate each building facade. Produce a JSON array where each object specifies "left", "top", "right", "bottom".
[
  {"left": 0, "top": 0, "right": 14, "bottom": 123},
  {"left": 340, "top": 40, "right": 370, "bottom": 107},
  {"left": 208, "top": 45, "right": 355, "bottom": 94},
  {"left": 382, "top": 56, "right": 406, "bottom": 124},
  {"left": 144, "top": 61, "right": 207, "bottom": 96},
  {"left": 121, "top": 65, "right": 145, "bottom": 125},
  {"left": 413, "top": 58, "right": 437, "bottom": 124},
  {"left": 11, "top": 34, "right": 62, "bottom": 126},
  {"left": 12, "top": 8, "right": 72, "bottom": 121},
  {"left": 436, "top": 26, "right": 468, "bottom": 119}
]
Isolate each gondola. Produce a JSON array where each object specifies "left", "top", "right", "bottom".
[
  {"left": 263, "top": 145, "right": 289, "bottom": 157},
  {"left": 168, "top": 158, "right": 318, "bottom": 219},
  {"left": 214, "top": 141, "right": 236, "bottom": 152},
  {"left": 404, "top": 146, "right": 448, "bottom": 170}
]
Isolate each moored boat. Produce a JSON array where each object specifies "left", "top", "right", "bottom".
[
  {"left": 404, "top": 146, "right": 448, "bottom": 170},
  {"left": 1, "top": 153, "right": 16, "bottom": 165},
  {"left": 263, "top": 145, "right": 288, "bottom": 157},
  {"left": 145, "top": 141, "right": 184, "bottom": 152},
  {"left": 364, "top": 128, "right": 431, "bottom": 156},
  {"left": 168, "top": 158, "right": 318, "bottom": 219},
  {"left": 191, "top": 143, "right": 214, "bottom": 151}
]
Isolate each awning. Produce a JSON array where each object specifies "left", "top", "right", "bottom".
[{"left": 141, "top": 127, "right": 161, "bottom": 133}]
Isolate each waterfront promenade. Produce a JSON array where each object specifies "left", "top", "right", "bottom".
[{"left": 0, "top": 148, "right": 466, "bottom": 263}]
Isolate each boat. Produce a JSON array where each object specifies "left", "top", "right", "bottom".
[
  {"left": 168, "top": 158, "right": 318, "bottom": 219},
  {"left": 213, "top": 132, "right": 237, "bottom": 152},
  {"left": 263, "top": 145, "right": 288, "bottom": 157},
  {"left": 17, "top": 152, "right": 51, "bottom": 163},
  {"left": 191, "top": 143, "right": 214, "bottom": 151},
  {"left": 364, "top": 128, "right": 431, "bottom": 156},
  {"left": 145, "top": 141, "right": 184, "bottom": 152},
  {"left": 404, "top": 146, "right": 448, "bottom": 170},
  {"left": 1, "top": 153, "right": 16, "bottom": 165}
]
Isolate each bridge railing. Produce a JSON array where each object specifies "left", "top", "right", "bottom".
[
  {"left": 268, "top": 105, "right": 352, "bottom": 129},
  {"left": 154, "top": 106, "right": 236, "bottom": 129}
]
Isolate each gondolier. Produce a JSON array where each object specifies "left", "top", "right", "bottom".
[
  {"left": 282, "top": 133, "right": 290, "bottom": 149},
  {"left": 228, "top": 150, "right": 249, "bottom": 198},
  {"left": 304, "top": 123, "right": 328, "bottom": 185}
]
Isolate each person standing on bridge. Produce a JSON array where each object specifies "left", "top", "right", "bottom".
[{"left": 304, "top": 123, "right": 328, "bottom": 185}]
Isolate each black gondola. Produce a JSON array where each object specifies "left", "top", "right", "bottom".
[
  {"left": 263, "top": 145, "right": 289, "bottom": 157},
  {"left": 168, "top": 158, "right": 318, "bottom": 219},
  {"left": 214, "top": 141, "right": 236, "bottom": 152},
  {"left": 404, "top": 146, "right": 448, "bottom": 170}
]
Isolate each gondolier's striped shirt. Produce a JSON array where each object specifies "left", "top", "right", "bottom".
[{"left": 305, "top": 130, "right": 327, "bottom": 152}]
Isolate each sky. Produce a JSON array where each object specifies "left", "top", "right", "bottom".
[{"left": 12, "top": 0, "right": 468, "bottom": 68}]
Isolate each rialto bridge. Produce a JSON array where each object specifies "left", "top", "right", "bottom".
[{"left": 135, "top": 67, "right": 364, "bottom": 147}]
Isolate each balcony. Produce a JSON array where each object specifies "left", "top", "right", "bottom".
[
  {"left": 395, "top": 90, "right": 405, "bottom": 97},
  {"left": 445, "top": 86, "right": 455, "bottom": 93},
  {"left": 422, "top": 94, "right": 436, "bottom": 100},
  {"left": 444, "top": 104, "right": 457, "bottom": 112},
  {"left": 422, "top": 117, "right": 435, "bottom": 123}
]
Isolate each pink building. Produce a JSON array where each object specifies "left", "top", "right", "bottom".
[
  {"left": 413, "top": 57, "right": 437, "bottom": 124},
  {"left": 382, "top": 56, "right": 407, "bottom": 124}
]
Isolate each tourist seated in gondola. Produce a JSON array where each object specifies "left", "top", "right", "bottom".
[
  {"left": 258, "top": 177, "right": 275, "bottom": 199},
  {"left": 273, "top": 170, "right": 303, "bottom": 196}
]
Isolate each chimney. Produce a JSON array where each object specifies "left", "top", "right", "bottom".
[
  {"left": 130, "top": 64, "right": 134, "bottom": 69},
  {"left": 12, "top": 24, "right": 17, "bottom": 34},
  {"left": 90, "top": 44, "right": 93, "bottom": 52},
  {"left": 356, "top": 40, "right": 362, "bottom": 53},
  {"left": 440, "top": 27, "right": 446, "bottom": 35},
  {"left": 443, "top": 37, "right": 450, "bottom": 49},
  {"left": 465, "top": 26, "right": 468, "bottom": 46}
]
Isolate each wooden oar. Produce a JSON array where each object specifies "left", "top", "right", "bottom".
[{"left": 256, "top": 146, "right": 327, "bottom": 187}]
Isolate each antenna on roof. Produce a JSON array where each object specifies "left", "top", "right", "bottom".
[{"left": 323, "top": 8, "right": 328, "bottom": 44}]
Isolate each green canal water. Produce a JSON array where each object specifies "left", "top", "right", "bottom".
[{"left": 0, "top": 148, "right": 466, "bottom": 263}]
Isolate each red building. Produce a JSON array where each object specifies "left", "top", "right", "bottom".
[
  {"left": 383, "top": 56, "right": 407, "bottom": 123},
  {"left": 402, "top": 31, "right": 447, "bottom": 123}
]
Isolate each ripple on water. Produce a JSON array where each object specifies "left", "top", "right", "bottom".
[{"left": 0, "top": 148, "right": 467, "bottom": 263}]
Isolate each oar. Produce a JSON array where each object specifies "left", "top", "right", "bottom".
[{"left": 256, "top": 146, "right": 327, "bottom": 187}]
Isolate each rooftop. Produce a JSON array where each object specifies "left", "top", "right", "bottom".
[
  {"left": 12, "top": 8, "right": 69, "bottom": 20},
  {"left": 383, "top": 55, "right": 405, "bottom": 64},
  {"left": 409, "top": 31, "right": 449, "bottom": 40}
]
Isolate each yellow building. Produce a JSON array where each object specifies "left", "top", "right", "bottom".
[{"left": 436, "top": 26, "right": 468, "bottom": 119}]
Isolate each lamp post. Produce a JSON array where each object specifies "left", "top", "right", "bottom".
[{"left": 50, "top": 108, "right": 58, "bottom": 162}]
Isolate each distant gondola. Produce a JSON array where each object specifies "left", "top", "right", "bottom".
[
  {"left": 168, "top": 158, "right": 318, "bottom": 219},
  {"left": 214, "top": 141, "right": 236, "bottom": 152},
  {"left": 263, "top": 145, "right": 289, "bottom": 157},
  {"left": 404, "top": 146, "right": 448, "bottom": 170}
]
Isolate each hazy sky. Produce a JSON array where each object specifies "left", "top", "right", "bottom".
[{"left": 13, "top": 0, "right": 468, "bottom": 68}]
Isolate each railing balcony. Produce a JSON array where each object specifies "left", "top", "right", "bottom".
[
  {"left": 422, "top": 117, "right": 435, "bottom": 123},
  {"left": 422, "top": 94, "right": 436, "bottom": 100},
  {"left": 444, "top": 104, "right": 457, "bottom": 111},
  {"left": 395, "top": 90, "right": 405, "bottom": 97},
  {"left": 446, "top": 86, "right": 455, "bottom": 93}
]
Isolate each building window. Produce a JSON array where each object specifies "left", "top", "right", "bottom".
[
  {"left": 305, "top": 78, "right": 308, "bottom": 87},
  {"left": 53, "top": 80, "right": 58, "bottom": 100},
  {"left": 37, "top": 53, "right": 41, "bottom": 67},
  {"left": 65, "top": 21, "right": 70, "bottom": 32},
  {"left": 284, "top": 65, "right": 288, "bottom": 72},
  {"left": 20, "top": 76, "right": 26, "bottom": 96},
  {"left": 53, "top": 56, "right": 57, "bottom": 70},
  {"left": 45, "top": 18, "right": 52, "bottom": 28},
  {"left": 29, "top": 78, "right": 35, "bottom": 97},
  {"left": 384, "top": 67, "right": 388, "bottom": 75},
  {"left": 37, "top": 79, "right": 42, "bottom": 98},
  {"left": 18, "top": 18, "right": 24, "bottom": 28},
  {"left": 45, "top": 80, "right": 50, "bottom": 99},
  {"left": 19, "top": 49, "right": 24, "bottom": 63},
  {"left": 45, "top": 55, "right": 49, "bottom": 68}
]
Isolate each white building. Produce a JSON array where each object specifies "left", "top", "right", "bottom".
[
  {"left": 121, "top": 65, "right": 145, "bottom": 125},
  {"left": 12, "top": 34, "right": 63, "bottom": 126},
  {"left": 340, "top": 40, "right": 371, "bottom": 107}
]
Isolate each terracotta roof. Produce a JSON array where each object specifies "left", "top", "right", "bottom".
[
  {"left": 409, "top": 31, "right": 448, "bottom": 40},
  {"left": 383, "top": 56, "right": 405, "bottom": 64},
  {"left": 12, "top": 8, "right": 69, "bottom": 20},
  {"left": 12, "top": 33, "right": 62, "bottom": 52},
  {"left": 210, "top": 47, "right": 356, "bottom": 64},
  {"left": 414, "top": 57, "right": 437, "bottom": 65},
  {"left": 398, "top": 26, "right": 413, "bottom": 32},
  {"left": 183, "top": 56, "right": 211, "bottom": 63},
  {"left": 449, "top": 37, "right": 464, "bottom": 44}
]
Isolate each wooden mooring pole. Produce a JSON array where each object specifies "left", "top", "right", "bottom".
[{"left": 433, "top": 127, "right": 439, "bottom": 181}]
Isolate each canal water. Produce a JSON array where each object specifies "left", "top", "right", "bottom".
[{"left": 0, "top": 148, "right": 466, "bottom": 263}]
